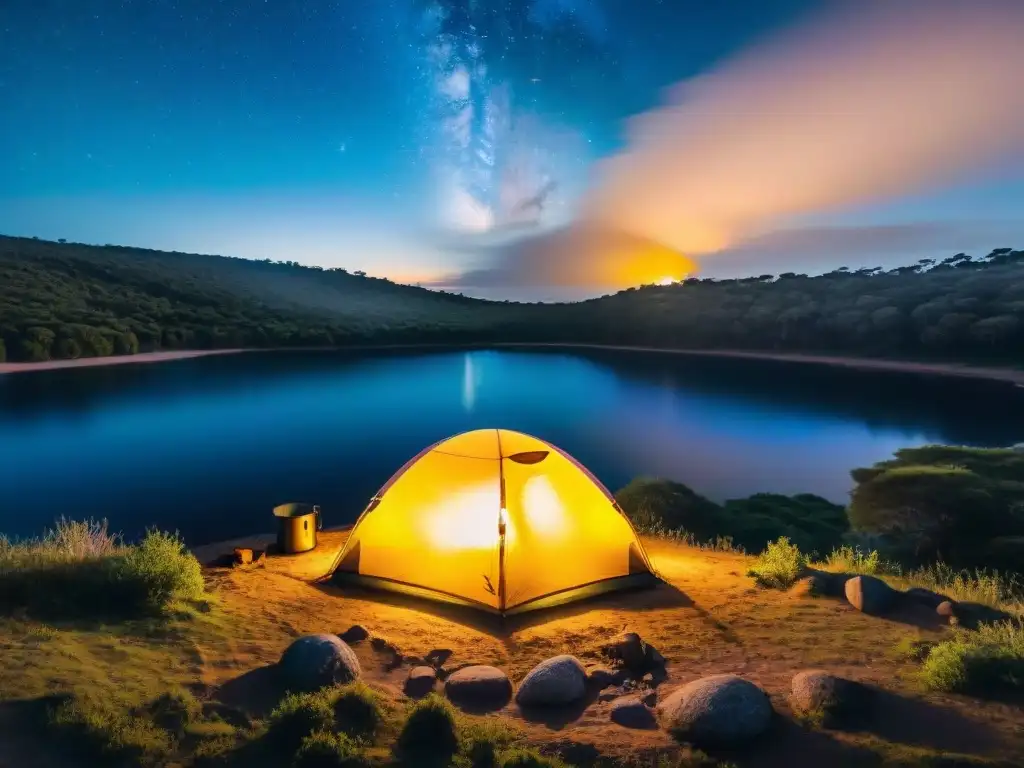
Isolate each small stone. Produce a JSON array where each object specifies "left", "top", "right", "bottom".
[
  {"left": 515, "top": 655, "right": 588, "bottom": 708},
  {"left": 645, "top": 645, "right": 667, "bottom": 669},
  {"left": 903, "top": 587, "right": 951, "bottom": 609},
  {"left": 790, "top": 670, "right": 871, "bottom": 726},
  {"left": 370, "top": 635, "right": 400, "bottom": 655},
  {"left": 233, "top": 548, "right": 253, "bottom": 566},
  {"left": 602, "top": 632, "right": 647, "bottom": 671},
  {"left": 425, "top": 649, "right": 453, "bottom": 668},
  {"left": 338, "top": 625, "right": 370, "bottom": 644},
  {"left": 598, "top": 685, "right": 630, "bottom": 702},
  {"left": 403, "top": 655, "right": 426, "bottom": 667},
  {"left": 610, "top": 696, "right": 657, "bottom": 729},
  {"left": 936, "top": 601, "right": 957, "bottom": 623},
  {"left": 444, "top": 665, "right": 513, "bottom": 711},
  {"left": 252, "top": 550, "right": 267, "bottom": 567},
  {"left": 937, "top": 601, "right": 1016, "bottom": 629},
  {"left": 404, "top": 666, "right": 437, "bottom": 698},
  {"left": 279, "top": 634, "right": 361, "bottom": 692},
  {"left": 586, "top": 665, "right": 625, "bottom": 690},
  {"left": 641, "top": 690, "right": 657, "bottom": 707},
  {"left": 658, "top": 674, "right": 773, "bottom": 748},
  {"left": 844, "top": 575, "right": 898, "bottom": 615}
]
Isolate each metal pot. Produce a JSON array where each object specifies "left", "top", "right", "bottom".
[{"left": 273, "top": 502, "right": 321, "bottom": 554}]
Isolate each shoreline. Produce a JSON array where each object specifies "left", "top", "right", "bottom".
[
  {"left": 2, "top": 342, "right": 1022, "bottom": 386},
  {"left": 0, "top": 348, "right": 244, "bottom": 375}
]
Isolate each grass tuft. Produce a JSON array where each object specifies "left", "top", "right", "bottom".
[
  {"left": 460, "top": 717, "right": 521, "bottom": 768},
  {"left": 920, "top": 621, "right": 1024, "bottom": 695},
  {"left": 47, "top": 693, "right": 172, "bottom": 766},
  {"left": 293, "top": 730, "right": 370, "bottom": 768},
  {"left": 267, "top": 691, "right": 335, "bottom": 751},
  {"left": 147, "top": 687, "right": 201, "bottom": 733},
  {"left": 0, "top": 520, "right": 204, "bottom": 619},
  {"left": 332, "top": 681, "right": 386, "bottom": 739},
  {"left": 397, "top": 693, "right": 459, "bottom": 761},
  {"left": 498, "top": 747, "right": 568, "bottom": 768},
  {"left": 747, "top": 536, "right": 807, "bottom": 589}
]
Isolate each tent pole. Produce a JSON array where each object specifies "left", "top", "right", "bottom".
[{"left": 496, "top": 429, "right": 507, "bottom": 614}]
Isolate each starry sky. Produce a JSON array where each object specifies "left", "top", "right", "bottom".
[{"left": 2, "top": 0, "right": 1024, "bottom": 300}]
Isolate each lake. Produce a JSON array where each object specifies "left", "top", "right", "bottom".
[{"left": 2, "top": 347, "right": 1023, "bottom": 545}]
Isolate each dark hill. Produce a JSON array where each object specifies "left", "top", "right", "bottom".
[{"left": 2, "top": 235, "right": 1023, "bottom": 366}]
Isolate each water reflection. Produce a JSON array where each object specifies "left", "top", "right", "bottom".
[{"left": 1, "top": 348, "right": 1022, "bottom": 544}]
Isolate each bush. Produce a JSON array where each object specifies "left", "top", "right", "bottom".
[
  {"left": 461, "top": 718, "right": 520, "bottom": 768},
  {"left": 268, "top": 692, "right": 335, "bottom": 751},
  {"left": 822, "top": 546, "right": 891, "bottom": 575},
  {"left": 332, "top": 681, "right": 385, "bottom": 739},
  {"left": 48, "top": 694, "right": 172, "bottom": 766},
  {"left": 920, "top": 622, "right": 1024, "bottom": 695},
  {"left": 500, "top": 747, "right": 568, "bottom": 768},
  {"left": 293, "top": 730, "right": 370, "bottom": 768},
  {"left": 616, "top": 478, "right": 723, "bottom": 536},
  {"left": 747, "top": 536, "right": 807, "bottom": 589},
  {"left": 397, "top": 694, "right": 459, "bottom": 760},
  {"left": 147, "top": 687, "right": 201, "bottom": 733},
  {"left": 112, "top": 529, "right": 205, "bottom": 613},
  {"left": 0, "top": 520, "right": 204, "bottom": 618}
]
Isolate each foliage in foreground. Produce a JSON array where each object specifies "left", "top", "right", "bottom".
[
  {"left": 920, "top": 622, "right": 1024, "bottom": 695},
  {"left": 848, "top": 445, "right": 1024, "bottom": 570},
  {"left": 746, "top": 536, "right": 808, "bottom": 589},
  {"left": 397, "top": 694, "right": 460, "bottom": 760},
  {"left": 293, "top": 730, "right": 369, "bottom": 768},
  {"left": 615, "top": 478, "right": 847, "bottom": 556},
  {"left": 48, "top": 694, "right": 174, "bottom": 767},
  {"left": 0, "top": 519, "right": 204, "bottom": 618}
]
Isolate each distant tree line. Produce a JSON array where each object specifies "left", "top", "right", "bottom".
[{"left": 1, "top": 235, "right": 1023, "bottom": 367}]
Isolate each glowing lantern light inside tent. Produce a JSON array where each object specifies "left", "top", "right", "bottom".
[{"left": 330, "top": 429, "right": 658, "bottom": 615}]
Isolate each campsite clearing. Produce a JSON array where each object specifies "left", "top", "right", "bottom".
[{"left": 1, "top": 531, "right": 1022, "bottom": 767}]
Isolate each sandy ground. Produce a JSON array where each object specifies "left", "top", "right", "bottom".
[
  {"left": 3, "top": 342, "right": 1022, "bottom": 386},
  {"left": 189, "top": 532, "right": 1024, "bottom": 765},
  {"left": 0, "top": 348, "right": 244, "bottom": 375}
]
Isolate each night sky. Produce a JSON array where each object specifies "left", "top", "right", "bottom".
[{"left": 2, "top": 0, "right": 1024, "bottom": 299}]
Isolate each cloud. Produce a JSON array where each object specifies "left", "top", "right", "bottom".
[
  {"left": 441, "top": 0, "right": 1024, "bottom": 292},
  {"left": 582, "top": 0, "right": 1024, "bottom": 257}
]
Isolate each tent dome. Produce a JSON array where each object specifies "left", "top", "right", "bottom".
[{"left": 330, "top": 429, "right": 657, "bottom": 614}]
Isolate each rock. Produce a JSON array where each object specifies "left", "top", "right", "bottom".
[
  {"left": 444, "top": 665, "right": 513, "bottom": 710},
  {"left": 844, "top": 575, "right": 898, "bottom": 615},
  {"left": 338, "top": 625, "right": 370, "bottom": 644},
  {"left": 790, "top": 671, "right": 871, "bottom": 726},
  {"left": 598, "top": 686, "right": 629, "bottom": 703},
  {"left": 515, "top": 655, "right": 588, "bottom": 708},
  {"left": 370, "top": 635, "right": 400, "bottom": 655},
  {"left": 610, "top": 696, "right": 657, "bottom": 729},
  {"left": 602, "top": 632, "right": 647, "bottom": 670},
  {"left": 903, "top": 587, "right": 951, "bottom": 609},
  {"left": 645, "top": 645, "right": 667, "bottom": 669},
  {"left": 658, "top": 674, "right": 773, "bottom": 748},
  {"left": 641, "top": 690, "right": 657, "bottom": 707},
  {"left": 586, "top": 665, "right": 626, "bottom": 690},
  {"left": 279, "top": 634, "right": 360, "bottom": 692},
  {"left": 404, "top": 666, "right": 437, "bottom": 698},
  {"left": 403, "top": 655, "right": 426, "bottom": 667},
  {"left": 232, "top": 548, "right": 253, "bottom": 566},
  {"left": 802, "top": 570, "right": 848, "bottom": 598},
  {"left": 425, "top": 648, "right": 453, "bottom": 668},
  {"left": 252, "top": 549, "right": 267, "bottom": 567},
  {"left": 937, "top": 600, "right": 1016, "bottom": 629}
]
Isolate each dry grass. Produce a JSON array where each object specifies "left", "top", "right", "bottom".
[{"left": 0, "top": 533, "right": 1022, "bottom": 767}]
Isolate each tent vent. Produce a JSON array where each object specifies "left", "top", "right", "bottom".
[{"left": 507, "top": 450, "right": 549, "bottom": 465}]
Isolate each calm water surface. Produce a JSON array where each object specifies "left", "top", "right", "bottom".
[{"left": 2, "top": 348, "right": 1023, "bottom": 544}]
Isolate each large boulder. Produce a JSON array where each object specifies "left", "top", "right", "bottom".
[
  {"left": 903, "top": 587, "right": 951, "bottom": 610},
  {"left": 937, "top": 600, "right": 1017, "bottom": 629},
  {"left": 610, "top": 696, "right": 656, "bottom": 729},
  {"left": 790, "top": 671, "right": 871, "bottom": 726},
  {"left": 658, "top": 674, "right": 773, "bottom": 747},
  {"left": 444, "top": 665, "right": 513, "bottom": 710},
  {"left": 515, "top": 655, "right": 588, "bottom": 708},
  {"left": 279, "top": 634, "right": 361, "bottom": 692},
  {"left": 844, "top": 575, "right": 898, "bottom": 615}
]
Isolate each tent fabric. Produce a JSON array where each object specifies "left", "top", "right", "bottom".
[{"left": 330, "top": 429, "right": 656, "bottom": 614}]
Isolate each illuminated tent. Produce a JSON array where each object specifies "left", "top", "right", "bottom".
[{"left": 330, "top": 429, "right": 657, "bottom": 615}]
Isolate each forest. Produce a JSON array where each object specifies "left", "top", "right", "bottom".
[{"left": 1, "top": 235, "right": 1023, "bottom": 366}]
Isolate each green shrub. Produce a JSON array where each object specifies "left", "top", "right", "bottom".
[
  {"left": 499, "top": 748, "right": 568, "bottom": 768},
  {"left": 148, "top": 687, "right": 201, "bottom": 733},
  {"left": 332, "top": 681, "right": 385, "bottom": 738},
  {"left": 746, "top": 536, "right": 807, "bottom": 589},
  {"left": 397, "top": 694, "right": 459, "bottom": 760},
  {"left": 293, "top": 730, "right": 370, "bottom": 768},
  {"left": 920, "top": 622, "right": 1024, "bottom": 695},
  {"left": 822, "top": 546, "right": 889, "bottom": 575},
  {"left": 47, "top": 694, "right": 172, "bottom": 766},
  {"left": 616, "top": 478, "right": 723, "bottom": 536},
  {"left": 112, "top": 529, "right": 205, "bottom": 612},
  {"left": 268, "top": 692, "right": 335, "bottom": 751},
  {"left": 461, "top": 718, "right": 520, "bottom": 768},
  {"left": 191, "top": 734, "right": 238, "bottom": 767},
  {"left": 0, "top": 520, "right": 204, "bottom": 618}
]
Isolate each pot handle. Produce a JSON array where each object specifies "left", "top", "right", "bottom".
[{"left": 314, "top": 505, "right": 323, "bottom": 531}]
